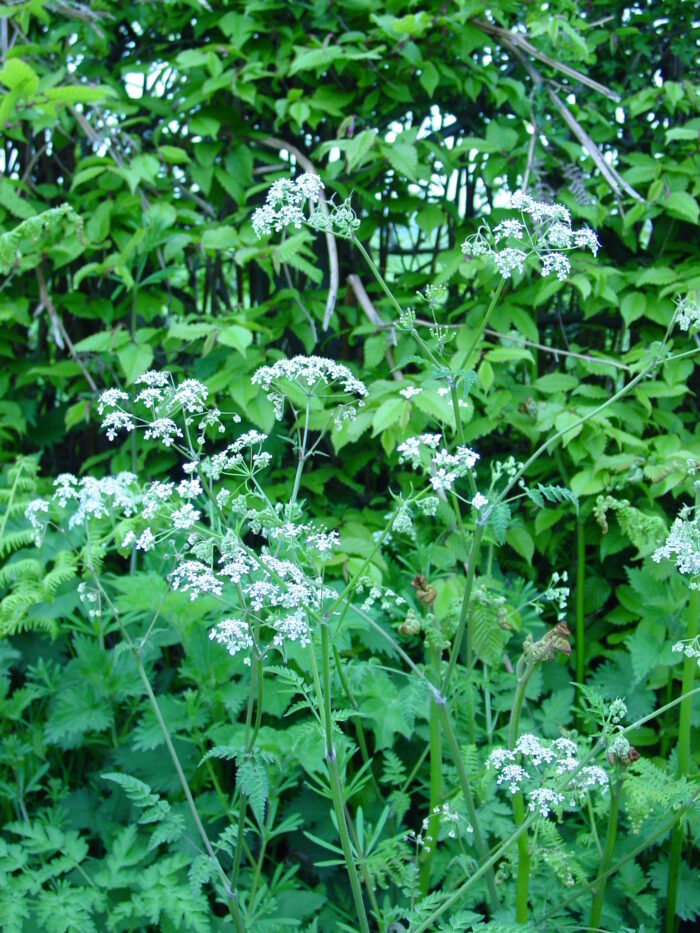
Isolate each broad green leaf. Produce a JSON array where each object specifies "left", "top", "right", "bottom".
[
  {"left": 201, "top": 226, "right": 238, "bottom": 250},
  {"left": 381, "top": 141, "right": 418, "bottom": 181},
  {"left": 217, "top": 325, "right": 252, "bottom": 354},
  {"left": 118, "top": 343, "right": 154, "bottom": 385},
  {"left": 0, "top": 59, "right": 39, "bottom": 96},
  {"left": 372, "top": 398, "right": 404, "bottom": 435},
  {"left": 665, "top": 191, "right": 699, "bottom": 225}
]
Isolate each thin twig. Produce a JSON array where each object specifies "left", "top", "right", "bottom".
[
  {"left": 346, "top": 273, "right": 402, "bottom": 379},
  {"left": 260, "top": 137, "right": 339, "bottom": 331},
  {"left": 35, "top": 265, "right": 98, "bottom": 393},
  {"left": 370, "top": 318, "right": 630, "bottom": 371},
  {"left": 522, "top": 99, "right": 538, "bottom": 192},
  {"left": 473, "top": 19, "right": 620, "bottom": 101},
  {"left": 282, "top": 260, "right": 318, "bottom": 345}
]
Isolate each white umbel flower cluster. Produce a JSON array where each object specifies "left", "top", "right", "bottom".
[
  {"left": 209, "top": 618, "right": 255, "bottom": 664},
  {"left": 252, "top": 356, "right": 367, "bottom": 426},
  {"left": 486, "top": 733, "right": 609, "bottom": 818},
  {"left": 652, "top": 504, "right": 700, "bottom": 589},
  {"left": 461, "top": 191, "right": 600, "bottom": 282},
  {"left": 673, "top": 292, "right": 700, "bottom": 332},
  {"left": 97, "top": 371, "right": 228, "bottom": 449},
  {"left": 251, "top": 174, "right": 325, "bottom": 238},
  {"left": 397, "top": 433, "right": 480, "bottom": 494},
  {"left": 50, "top": 472, "right": 140, "bottom": 528},
  {"left": 672, "top": 638, "right": 700, "bottom": 668}
]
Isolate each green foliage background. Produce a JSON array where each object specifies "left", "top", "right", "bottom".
[{"left": 1, "top": 0, "right": 699, "bottom": 930}]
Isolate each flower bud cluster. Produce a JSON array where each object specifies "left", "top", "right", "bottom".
[
  {"left": 542, "top": 571, "right": 570, "bottom": 621},
  {"left": 672, "top": 638, "right": 700, "bottom": 667},
  {"left": 405, "top": 802, "right": 473, "bottom": 854},
  {"left": 673, "top": 292, "right": 700, "bottom": 332}
]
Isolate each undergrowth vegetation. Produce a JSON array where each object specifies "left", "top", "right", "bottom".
[{"left": 1, "top": 2, "right": 699, "bottom": 931}]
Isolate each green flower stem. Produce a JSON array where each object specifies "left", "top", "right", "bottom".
[
  {"left": 589, "top": 777, "right": 621, "bottom": 932},
  {"left": 332, "top": 645, "right": 382, "bottom": 800},
  {"left": 0, "top": 458, "right": 22, "bottom": 549},
  {"left": 308, "top": 621, "right": 371, "bottom": 933},
  {"left": 435, "top": 698, "right": 500, "bottom": 913},
  {"left": 665, "top": 514, "right": 700, "bottom": 933},
  {"left": 507, "top": 655, "right": 536, "bottom": 925},
  {"left": 289, "top": 394, "right": 311, "bottom": 509},
  {"left": 450, "top": 381, "right": 466, "bottom": 446},
  {"left": 351, "top": 237, "right": 404, "bottom": 320},
  {"left": 418, "top": 645, "right": 443, "bottom": 896},
  {"left": 232, "top": 631, "right": 264, "bottom": 891},
  {"left": 586, "top": 792, "right": 603, "bottom": 858},
  {"left": 457, "top": 277, "right": 505, "bottom": 371},
  {"left": 576, "top": 517, "right": 586, "bottom": 689},
  {"left": 442, "top": 522, "right": 485, "bottom": 695},
  {"left": 88, "top": 571, "right": 245, "bottom": 933},
  {"left": 328, "top": 513, "right": 396, "bottom": 622}
]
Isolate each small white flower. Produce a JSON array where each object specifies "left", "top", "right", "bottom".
[
  {"left": 136, "top": 528, "right": 156, "bottom": 551},
  {"left": 497, "top": 764, "right": 530, "bottom": 794},
  {"left": 528, "top": 787, "right": 564, "bottom": 818},
  {"left": 135, "top": 370, "right": 171, "bottom": 388},
  {"left": 172, "top": 503, "right": 201, "bottom": 530},
  {"left": 494, "top": 248, "right": 527, "bottom": 279},
  {"left": 210, "top": 618, "right": 254, "bottom": 664},
  {"left": 540, "top": 252, "right": 571, "bottom": 281},
  {"left": 400, "top": 386, "right": 423, "bottom": 400},
  {"left": 471, "top": 492, "right": 489, "bottom": 511},
  {"left": 170, "top": 561, "right": 222, "bottom": 600},
  {"left": 97, "top": 388, "right": 129, "bottom": 415},
  {"left": 172, "top": 379, "right": 208, "bottom": 413},
  {"left": 143, "top": 418, "right": 183, "bottom": 448},
  {"left": 674, "top": 293, "right": 700, "bottom": 332},
  {"left": 102, "top": 411, "right": 136, "bottom": 441},
  {"left": 493, "top": 219, "right": 525, "bottom": 242},
  {"left": 177, "top": 478, "right": 203, "bottom": 499}
]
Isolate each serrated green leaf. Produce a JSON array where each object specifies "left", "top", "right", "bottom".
[{"left": 118, "top": 343, "right": 154, "bottom": 385}]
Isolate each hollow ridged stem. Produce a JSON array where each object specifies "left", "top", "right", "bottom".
[
  {"left": 308, "top": 623, "right": 370, "bottom": 933},
  {"left": 589, "top": 778, "right": 621, "bottom": 931},
  {"left": 664, "top": 501, "right": 700, "bottom": 933},
  {"left": 507, "top": 656, "right": 535, "bottom": 924},
  {"left": 442, "top": 522, "right": 485, "bottom": 695},
  {"left": 436, "top": 699, "right": 500, "bottom": 913},
  {"left": 576, "top": 518, "right": 586, "bottom": 690},
  {"left": 418, "top": 645, "right": 443, "bottom": 896}
]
